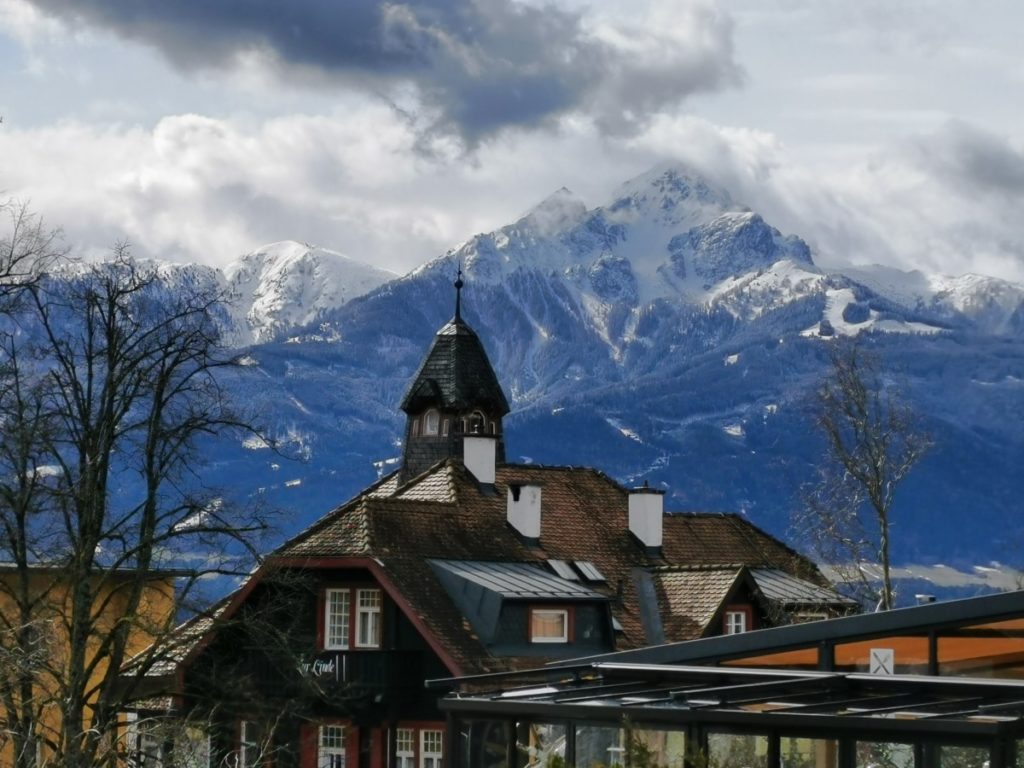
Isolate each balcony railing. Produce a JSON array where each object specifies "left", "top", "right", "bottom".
[{"left": 297, "top": 649, "right": 423, "bottom": 697}]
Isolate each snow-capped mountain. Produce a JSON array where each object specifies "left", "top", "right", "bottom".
[
  {"left": 61, "top": 164, "right": 1022, "bottom": 600},
  {"left": 224, "top": 241, "right": 396, "bottom": 344}
]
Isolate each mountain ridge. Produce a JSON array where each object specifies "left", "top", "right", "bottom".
[{"left": 42, "top": 165, "right": 1024, "bottom": 598}]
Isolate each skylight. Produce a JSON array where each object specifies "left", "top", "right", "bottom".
[
  {"left": 575, "top": 561, "right": 607, "bottom": 583},
  {"left": 547, "top": 559, "right": 579, "bottom": 581}
]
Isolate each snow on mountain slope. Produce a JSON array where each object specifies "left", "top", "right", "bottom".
[
  {"left": 225, "top": 241, "right": 395, "bottom": 344},
  {"left": 842, "top": 265, "right": 1024, "bottom": 335},
  {"left": 170, "top": 161, "right": 1024, "bottom": 587},
  {"left": 800, "top": 287, "right": 945, "bottom": 338},
  {"left": 410, "top": 166, "right": 847, "bottom": 356}
]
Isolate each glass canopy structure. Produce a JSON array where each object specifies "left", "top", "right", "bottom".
[{"left": 434, "top": 590, "right": 1024, "bottom": 768}]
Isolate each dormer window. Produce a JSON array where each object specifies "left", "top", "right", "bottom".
[
  {"left": 468, "top": 410, "right": 485, "bottom": 435},
  {"left": 724, "top": 606, "right": 752, "bottom": 635},
  {"left": 530, "top": 607, "right": 570, "bottom": 643},
  {"left": 423, "top": 409, "right": 440, "bottom": 436}
]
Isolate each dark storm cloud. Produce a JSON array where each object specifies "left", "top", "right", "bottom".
[
  {"left": 913, "top": 121, "right": 1024, "bottom": 198},
  {"left": 25, "top": 0, "right": 739, "bottom": 141}
]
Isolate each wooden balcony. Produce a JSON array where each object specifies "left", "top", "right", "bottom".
[{"left": 298, "top": 649, "right": 424, "bottom": 699}]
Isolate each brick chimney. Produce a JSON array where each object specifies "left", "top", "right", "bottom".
[
  {"left": 507, "top": 482, "right": 542, "bottom": 545},
  {"left": 463, "top": 435, "right": 496, "bottom": 484},
  {"left": 629, "top": 484, "right": 665, "bottom": 555}
]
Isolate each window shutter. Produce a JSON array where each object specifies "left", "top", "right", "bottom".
[{"left": 299, "top": 725, "right": 318, "bottom": 768}]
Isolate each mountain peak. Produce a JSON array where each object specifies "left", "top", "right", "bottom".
[
  {"left": 518, "top": 186, "right": 588, "bottom": 236},
  {"left": 224, "top": 241, "right": 395, "bottom": 344},
  {"left": 609, "top": 163, "right": 733, "bottom": 221}
]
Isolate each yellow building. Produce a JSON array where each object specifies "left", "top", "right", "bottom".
[{"left": 0, "top": 564, "right": 178, "bottom": 768}]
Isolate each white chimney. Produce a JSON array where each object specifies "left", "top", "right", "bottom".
[
  {"left": 629, "top": 485, "right": 665, "bottom": 552},
  {"left": 507, "top": 483, "right": 542, "bottom": 542},
  {"left": 463, "top": 435, "right": 496, "bottom": 484}
]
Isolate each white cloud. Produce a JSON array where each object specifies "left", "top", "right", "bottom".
[
  {"left": 2, "top": 106, "right": 1023, "bottom": 284},
  {"left": 1, "top": 0, "right": 1022, "bottom": 285}
]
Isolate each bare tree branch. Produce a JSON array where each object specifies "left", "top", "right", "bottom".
[
  {"left": 0, "top": 210, "right": 272, "bottom": 768},
  {"left": 795, "top": 338, "right": 931, "bottom": 611}
]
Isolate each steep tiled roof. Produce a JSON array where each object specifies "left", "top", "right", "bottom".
[
  {"left": 393, "top": 463, "right": 458, "bottom": 502},
  {"left": 280, "top": 500, "right": 372, "bottom": 557},
  {"left": 271, "top": 459, "right": 832, "bottom": 675},
  {"left": 399, "top": 318, "right": 510, "bottom": 415},
  {"left": 654, "top": 566, "right": 743, "bottom": 640}
]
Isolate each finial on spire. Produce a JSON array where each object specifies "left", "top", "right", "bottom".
[{"left": 454, "top": 264, "right": 464, "bottom": 321}]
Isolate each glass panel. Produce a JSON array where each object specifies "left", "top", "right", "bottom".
[
  {"left": 424, "top": 410, "right": 440, "bottom": 435},
  {"left": 356, "top": 589, "right": 382, "bottom": 647},
  {"left": 939, "top": 619, "right": 1024, "bottom": 678},
  {"left": 576, "top": 726, "right": 625, "bottom": 768},
  {"left": 630, "top": 728, "right": 686, "bottom": 768},
  {"left": 725, "top": 611, "right": 748, "bottom": 634},
  {"left": 396, "top": 729, "right": 416, "bottom": 768},
  {"left": 458, "top": 720, "right": 511, "bottom": 768},
  {"left": 856, "top": 741, "right": 913, "bottom": 768},
  {"left": 707, "top": 733, "right": 768, "bottom": 768},
  {"left": 723, "top": 648, "right": 819, "bottom": 669},
  {"left": 326, "top": 590, "right": 350, "bottom": 649},
  {"left": 834, "top": 637, "right": 929, "bottom": 673},
  {"left": 938, "top": 745, "right": 989, "bottom": 768},
  {"left": 421, "top": 730, "right": 444, "bottom": 768},
  {"left": 780, "top": 737, "right": 838, "bottom": 768},
  {"left": 319, "top": 725, "right": 347, "bottom": 768},
  {"left": 516, "top": 722, "right": 567, "bottom": 768},
  {"left": 531, "top": 609, "right": 568, "bottom": 642}
]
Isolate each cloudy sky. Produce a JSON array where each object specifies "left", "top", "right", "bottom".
[{"left": 1, "top": 0, "right": 1022, "bottom": 282}]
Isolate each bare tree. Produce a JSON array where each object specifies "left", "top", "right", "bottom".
[
  {"left": 0, "top": 199, "right": 65, "bottom": 307},
  {"left": 0, "top": 216, "right": 270, "bottom": 768},
  {"left": 797, "top": 338, "right": 931, "bottom": 611}
]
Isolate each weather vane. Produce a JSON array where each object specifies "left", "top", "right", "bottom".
[{"left": 454, "top": 263, "right": 464, "bottom": 320}]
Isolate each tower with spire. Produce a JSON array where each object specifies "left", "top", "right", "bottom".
[{"left": 398, "top": 270, "right": 510, "bottom": 483}]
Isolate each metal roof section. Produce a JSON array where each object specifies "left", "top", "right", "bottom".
[
  {"left": 751, "top": 567, "right": 859, "bottom": 606},
  {"left": 546, "top": 559, "right": 579, "bottom": 581},
  {"left": 430, "top": 560, "right": 609, "bottom": 652},
  {"left": 574, "top": 560, "right": 607, "bottom": 583},
  {"left": 431, "top": 560, "right": 606, "bottom": 600},
  {"left": 439, "top": 661, "right": 1024, "bottom": 737}
]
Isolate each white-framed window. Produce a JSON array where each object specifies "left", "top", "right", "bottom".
[
  {"left": 356, "top": 588, "right": 382, "bottom": 648},
  {"left": 319, "top": 725, "right": 346, "bottom": 768},
  {"left": 468, "top": 410, "right": 485, "bottom": 435},
  {"left": 423, "top": 409, "right": 440, "bottom": 436},
  {"left": 725, "top": 609, "right": 748, "bottom": 635},
  {"left": 325, "top": 589, "right": 351, "bottom": 649},
  {"left": 530, "top": 608, "right": 569, "bottom": 643},
  {"left": 396, "top": 728, "right": 415, "bottom": 768},
  {"left": 126, "top": 712, "right": 165, "bottom": 768},
  {"left": 420, "top": 730, "right": 443, "bottom": 768}
]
